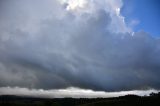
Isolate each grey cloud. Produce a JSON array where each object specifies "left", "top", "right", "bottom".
[{"left": 0, "top": 0, "right": 160, "bottom": 92}]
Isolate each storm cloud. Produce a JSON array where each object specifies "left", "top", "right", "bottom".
[{"left": 0, "top": 0, "right": 160, "bottom": 92}]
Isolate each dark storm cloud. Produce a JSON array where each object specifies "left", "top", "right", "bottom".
[{"left": 0, "top": 0, "right": 160, "bottom": 92}]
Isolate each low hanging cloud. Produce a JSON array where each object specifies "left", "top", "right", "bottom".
[
  {"left": 0, "top": 87, "right": 159, "bottom": 98},
  {"left": 0, "top": 0, "right": 160, "bottom": 93}
]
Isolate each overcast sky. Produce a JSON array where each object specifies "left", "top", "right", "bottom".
[{"left": 0, "top": 0, "right": 160, "bottom": 98}]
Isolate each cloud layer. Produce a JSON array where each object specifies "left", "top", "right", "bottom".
[
  {"left": 0, "top": 87, "right": 158, "bottom": 98},
  {"left": 0, "top": 0, "right": 160, "bottom": 92}
]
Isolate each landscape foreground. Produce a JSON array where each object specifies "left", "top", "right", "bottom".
[{"left": 0, "top": 92, "right": 160, "bottom": 106}]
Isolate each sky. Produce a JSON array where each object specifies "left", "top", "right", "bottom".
[
  {"left": 121, "top": 0, "right": 160, "bottom": 36},
  {"left": 0, "top": 0, "right": 160, "bottom": 98}
]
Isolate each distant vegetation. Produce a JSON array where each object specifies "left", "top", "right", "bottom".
[{"left": 0, "top": 92, "right": 160, "bottom": 106}]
